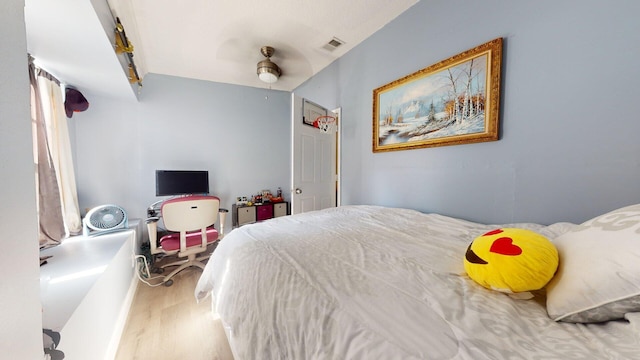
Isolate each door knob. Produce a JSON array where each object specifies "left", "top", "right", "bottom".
[{"left": 295, "top": 188, "right": 302, "bottom": 194}]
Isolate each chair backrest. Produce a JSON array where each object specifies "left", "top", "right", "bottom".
[{"left": 161, "top": 195, "right": 220, "bottom": 232}]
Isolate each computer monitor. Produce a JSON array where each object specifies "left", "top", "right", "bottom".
[{"left": 155, "top": 170, "right": 209, "bottom": 196}]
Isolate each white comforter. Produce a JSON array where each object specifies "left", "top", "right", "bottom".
[{"left": 195, "top": 205, "right": 640, "bottom": 359}]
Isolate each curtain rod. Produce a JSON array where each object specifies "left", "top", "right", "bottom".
[{"left": 28, "top": 54, "right": 61, "bottom": 86}]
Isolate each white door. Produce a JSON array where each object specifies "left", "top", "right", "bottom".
[{"left": 291, "top": 94, "right": 338, "bottom": 214}]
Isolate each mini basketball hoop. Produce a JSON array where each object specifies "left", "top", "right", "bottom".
[{"left": 313, "top": 115, "right": 337, "bottom": 133}]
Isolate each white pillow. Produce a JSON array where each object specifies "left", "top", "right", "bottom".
[{"left": 546, "top": 203, "right": 640, "bottom": 323}]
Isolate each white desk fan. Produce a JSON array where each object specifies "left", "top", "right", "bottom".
[{"left": 83, "top": 204, "right": 128, "bottom": 236}]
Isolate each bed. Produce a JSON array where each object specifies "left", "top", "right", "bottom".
[{"left": 195, "top": 205, "right": 640, "bottom": 359}]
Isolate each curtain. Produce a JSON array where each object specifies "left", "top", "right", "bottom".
[{"left": 29, "top": 59, "right": 82, "bottom": 248}]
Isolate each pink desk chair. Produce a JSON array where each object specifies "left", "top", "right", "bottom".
[{"left": 146, "top": 195, "right": 226, "bottom": 286}]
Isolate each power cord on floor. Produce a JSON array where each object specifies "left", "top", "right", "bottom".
[{"left": 134, "top": 254, "right": 165, "bottom": 287}]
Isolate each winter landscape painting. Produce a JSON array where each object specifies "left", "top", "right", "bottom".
[{"left": 373, "top": 38, "right": 503, "bottom": 152}]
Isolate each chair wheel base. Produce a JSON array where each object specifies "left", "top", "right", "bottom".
[
  {"left": 164, "top": 279, "right": 173, "bottom": 287},
  {"left": 151, "top": 267, "right": 164, "bottom": 274}
]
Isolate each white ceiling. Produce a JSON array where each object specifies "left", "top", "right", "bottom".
[{"left": 25, "top": 0, "right": 418, "bottom": 100}]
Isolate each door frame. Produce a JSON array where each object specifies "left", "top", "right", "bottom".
[{"left": 333, "top": 106, "right": 342, "bottom": 207}]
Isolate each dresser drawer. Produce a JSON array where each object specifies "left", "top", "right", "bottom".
[
  {"left": 237, "top": 206, "right": 256, "bottom": 226},
  {"left": 233, "top": 202, "right": 289, "bottom": 228},
  {"left": 256, "top": 204, "right": 273, "bottom": 221},
  {"left": 273, "top": 202, "right": 288, "bottom": 218}
]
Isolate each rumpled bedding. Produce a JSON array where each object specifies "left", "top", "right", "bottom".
[{"left": 195, "top": 205, "right": 640, "bottom": 359}]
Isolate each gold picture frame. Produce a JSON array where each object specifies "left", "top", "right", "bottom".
[{"left": 373, "top": 38, "right": 503, "bottom": 152}]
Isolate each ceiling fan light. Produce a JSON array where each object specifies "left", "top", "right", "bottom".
[
  {"left": 257, "top": 58, "right": 281, "bottom": 83},
  {"left": 258, "top": 71, "right": 278, "bottom": 83}
]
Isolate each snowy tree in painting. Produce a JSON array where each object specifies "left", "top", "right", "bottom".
[{"left": 378, "top": 54, "right": 488, "bottom": 146}]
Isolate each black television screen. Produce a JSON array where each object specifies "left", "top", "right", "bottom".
[{"left": 155, "top": 170, "right": 209, "bottom": 196}]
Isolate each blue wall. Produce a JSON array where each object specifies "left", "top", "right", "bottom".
[
  {"left": 295, "top": 0, "right": 640, "bottom": 224},
  {"left": 0, "top": 0, "right": 44, "bottom": 356},
  {"left": 74, "top": 0, "right": 640, "bottom": 226},
  {"left": 73, "top": 74, "right": 290, "bottom": 229}
]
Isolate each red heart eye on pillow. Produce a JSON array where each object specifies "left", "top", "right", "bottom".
[{"left": 490, "top": 237, "right": 522, "bottom": 256}]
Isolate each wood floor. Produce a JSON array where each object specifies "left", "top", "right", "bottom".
[{"left": 115, "top": 260, "right": 235, "bottom": 360}]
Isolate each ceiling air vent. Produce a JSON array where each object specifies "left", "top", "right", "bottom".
[{"left": 322, "top": 37, "right": 345, "bottom": 52}]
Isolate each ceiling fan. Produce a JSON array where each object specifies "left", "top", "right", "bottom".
[{"left": 256, "top": 46, "right": 282, "bottom": 83}]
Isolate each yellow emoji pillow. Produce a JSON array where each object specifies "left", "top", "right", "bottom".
[{"left": 464, "top": 228, "right": 559, "bottom": 293}]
